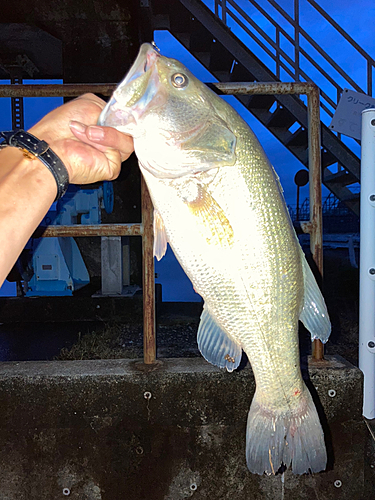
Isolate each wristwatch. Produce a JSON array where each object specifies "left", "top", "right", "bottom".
[{"left": 0, "top": 129, "right": 69, "bottom": 200}]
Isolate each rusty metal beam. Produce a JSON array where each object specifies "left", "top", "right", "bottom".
[
  {"left": 1, "top": 81, "right": 319, "bottom": 98},
  {"left": 213, "top": 81, "right": 318, "bottom": 95},
  {"left": 0, "top": 84, "right": 117, "bottom": 98},
  {"left": 32, "top": 223, "right": 142, "bottom": 238}
]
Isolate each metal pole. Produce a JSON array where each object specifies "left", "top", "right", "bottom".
[
  {"left": 0, "top": 83, "right": 117, "bottom": 97},
  {"left": 307, "top": 84, "right": 324, "bottom": 360},
  {"left": 296, "top": 185, "right": 300, "bottom": 220},
  {"left": 141, "top": 176, "right": 156, "bottom": 364},
  {"left": 359, "top": 108, "right": 375, "bottom": 419},
  {"left": 31, "top": 223, "right": 143, "bottom": 238}
]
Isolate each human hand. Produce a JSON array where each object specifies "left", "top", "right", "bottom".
[{"left": 28, "top": 93, "right": 134, "bottom": 185}]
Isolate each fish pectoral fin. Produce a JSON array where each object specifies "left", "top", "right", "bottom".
[
  {"left": 197, "top": 304, "right": 242, "bottom": 372},
  {"left": 153, "top": 209, "right": 168, "bottom": 260},
  {"left": 183, "top": 182, "right": 234, "bottom": 248},
  {"left": 299, "top": 250, "right": 331, "bottom": 343},
  {"left": 181, "top": 117, "right": 236, "bottom": 168}
]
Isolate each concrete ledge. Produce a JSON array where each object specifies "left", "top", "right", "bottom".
[{"left": 0, "top": 356, "right": 365, "bottom": 499}]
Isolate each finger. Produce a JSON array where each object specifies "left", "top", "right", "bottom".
[
  {"left": 86, "top": 125, "right": 134, "bottom": 158},
  {"left": 69, "top": 121, "right": 134, "bottom": 162}
]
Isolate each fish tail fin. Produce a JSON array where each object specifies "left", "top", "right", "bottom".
[{"left": 246, "top": 389, "right": 327, "bottom": 475}]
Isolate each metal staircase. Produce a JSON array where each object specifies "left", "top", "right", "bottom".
[{"left": 151, "top": 0, "right": 375, "bottom": 216}]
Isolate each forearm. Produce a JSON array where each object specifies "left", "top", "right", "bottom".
[{"left": 0, "top": 147, "right": 57, "bottom": 287}]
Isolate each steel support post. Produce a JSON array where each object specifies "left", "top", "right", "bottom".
[{"left": 359, "top": 108, "right": 375, "bottom": 419}]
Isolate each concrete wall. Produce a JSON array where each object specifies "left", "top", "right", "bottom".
[{"left": 0, "top": 355, "right": 366, "bottom": 499}]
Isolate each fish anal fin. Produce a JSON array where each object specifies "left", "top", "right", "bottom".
[
  {"left": 153, "top": 209, "right": 168, "bottom": 261},
  {"left": 299, "top": 251, "right": 331, "bottom": 343},
  {"left": 197, "top": 305, "right": 242, "bottom": 372}
]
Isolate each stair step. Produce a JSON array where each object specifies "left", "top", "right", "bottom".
[
  {"left": 321, "top": 148, "right": 338, "bottom": 168},
  {"left": 189, "top": 25, "right": 214, "bottom": 52},
  {"left": 153, "top": 14, "right": 170, "bottom": 30},
  {"left": 212, "top": 70, "right": 231, "bottom": 81},
  {"left": 209, "top": 41, "right": 234, "bottom": 72},
  {"left": 288, "top": 146, "right": 308, "bottom": 165},
  {"left": 324, "top": 170, "right": 358, "bottom": 187},
  {"left": 236, "top": 94, "right": 253, "bottom": 107},
  {"left": 270, "top": 127, "right": 294, "bottom": 144},
  {"left": 167, "top": 2, "right": 195, "bottom": 32},
  {"left": 340, "top": 191, "right": 360, "bottom": 203},
  {"left": 230, "top": 63, "right": 255, "bottom": 81},
  {"left": 247, "top": 94, "right": 276, "bottom": 111},
  {"left": 192, "top": 51, "right": 211, "bottom": 68},
  {"left": 173, "top": 32, "right": 191, "bottom": 48},
  {"left": 250, "top": 108, "right": 272, "bottom": 124},
  {"left": 285, "top": 127, "right": 308, "bottom": 148},
  {"left": 266, "top": 106, "right": 296, "bottom": 130}
]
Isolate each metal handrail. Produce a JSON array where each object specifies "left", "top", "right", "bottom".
[
  {"left": 0, "top": 81, "right": 324, "bottom": 359},
  {"left": 214, "top": 0, "right": 375, "bottom": 122}
]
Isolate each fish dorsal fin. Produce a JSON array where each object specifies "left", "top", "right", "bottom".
[
  {"left": 153, "top": 209, "right": 168, "bottom": 260},
  {"left": 197, "top": 305, "right": 242, "bottom": 372},
  {"left": 299, "top": 250, "right": 331, "bottom": 343}
]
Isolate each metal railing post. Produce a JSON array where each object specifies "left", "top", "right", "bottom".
[
  {"left": 307, "top": 84, "right": 324, "bottom": 360},
  {"left": 359, "top": 109, "right": 375, "bottom": 419},
  {"left": 141, "top": 176, "right": 156, "bottom": 364}
]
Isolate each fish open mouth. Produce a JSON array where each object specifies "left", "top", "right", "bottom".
[
  {"left": 98, "top": 43, "right": 160, "bottom": 128},
  {"left": 120, "top": 42, "right": 160, "bottom": 88}
]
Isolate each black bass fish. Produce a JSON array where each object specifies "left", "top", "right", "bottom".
[{"left": 99, "top": 43, "right": 331, "bottom": 475}]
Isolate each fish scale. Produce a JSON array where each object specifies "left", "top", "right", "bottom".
[{"left": 99, "top": 42, "right": 331, "bottom": 475}]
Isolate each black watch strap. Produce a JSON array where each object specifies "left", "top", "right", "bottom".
[{"left": 0, "top": 129, "right": 69, "bottom": 200}]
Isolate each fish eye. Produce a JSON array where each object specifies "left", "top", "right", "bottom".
[{"left": 171, "top": 73, "right": 189, "bottom": 88}]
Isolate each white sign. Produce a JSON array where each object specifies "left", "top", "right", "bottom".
[{"left": 329, "top": 88, "right": 375, "bottom": 140}]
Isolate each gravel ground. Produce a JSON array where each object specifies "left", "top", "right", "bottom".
[{"left": 56, "top": 322, "right": 201, "bottom": 361}]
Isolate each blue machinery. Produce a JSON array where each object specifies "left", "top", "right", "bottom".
[{"left": 24, "top": 182, "right": 114, "bottom": 296}]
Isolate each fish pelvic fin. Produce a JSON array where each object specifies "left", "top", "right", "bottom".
[
  {"left": 197, "top": 305, "right": 242, "bottom": 372},
  {"left": 300, "top": 251, "right": 331, "bottom": 343},
  {"left": 246, "top": 388, "right": 327, "bottom": 475},
  {"left": 153, "top": 209, "right": 168, "bottom": 260}
]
